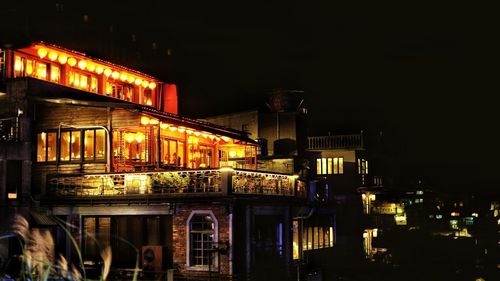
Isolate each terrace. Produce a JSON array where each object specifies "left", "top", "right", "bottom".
[
  {"left": 43, "top": 168, "right": 306, "bottom": 204},
  {"left": 307, "top": 134, "right": 364, "bottom": 150}
]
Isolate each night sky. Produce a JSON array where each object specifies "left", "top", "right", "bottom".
[{"left": 1, "top": 1, "right": 496, "bottom": 192}]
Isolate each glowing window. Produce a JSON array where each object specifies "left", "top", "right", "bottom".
[
  {"left": 50, "top": 65, "right": 60, "bottom": 82},
  {"left": 189, "top": 214, "right": 215, "bottom": 268},
  {"left": 90, "top": 77, "right": 98, "bottom": 92},
  {"left": 316, "top": 157, "right": 344, "bottom": 175},
  {"left": 37, "top": 132, "right": 47, "bottom": 162},
  {"left": 293, "top": 220, "right": 300, "bottom": 260},
  {"left": 46, "top": 132, "right": 57, "bottom": 161},
  {"left": 60, "top": 131, "right": 81, "bottom": 161},
  {"left": 25, "top": 60, "right": 34, "bottom": 76},
  {"left": 84, "top": 130, "right": 95, "bottom": 160},
  {"left": 35, "top": 62, "right": 47, "bottom": 80},
  {"left": 14, "top": 56, "right": 24, "bottom": 77},
  {"left": 358, "top": 159, "right": 369, "bottom": 174}
]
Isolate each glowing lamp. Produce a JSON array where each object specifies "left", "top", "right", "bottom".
[
  {"left": 148, "top": 82, "right": 157, "bottom": 89},
  {"left": 142, "top": 80, "right": 149, "bottom": 88},
  {"left": 194, "top": 131, "right": 201, "bottom": 136},
  {"left": 186, "top": 129, "right": 193, "bottom": 135},
  {"left": 146, "top": 99, "right": 152, "bottom": 106},
  {"left": 229, "top": 151, "right": 237, "bottom": 158},
  {"left": 37, "top": 48, "right": 48, "bottom": 58},
  {"left": 169, "top": 126, "right": 177, "bottom": 131},
  {"left": 134, "top": 78, "right": 143, "bottom": 86},
  {"left": 127, "top": 76, "right": 135, "bottom": 84},
  {"left": 111, "top": 71, "right": 119, "bottom": 80},
  {"left": 208, "top": 135, "right": 215, "bottom": 140},
  {"left": 160, "top": 123, "right": 169, "bottom": 129},
  {"left": 96, "top": 66, "right": 104, "bottom": 74},
  {"left": 104, "top": 68, "right": 112, "bottom": 77},
  {"left": 58, "top": 54, "right": 68, "bottom": 64},
  {"left": 120, "top": 73, "right": 128, "bottom": 81},
  {"left": 77, "top": 60, "right": 87, "bottom": 70},
  {"left": 67, "top": 57, "right": 77, "bottom": 67},
  {"left": 369, "top": 194, "right": 376, "bottom": 201},
  {"left": 48, "top": 51, "right": 58, "bottom": 61},
  {"left": 178, "top": 127, "right": 186, "bottom": 133},
  {"left": 140, "top": 116, "right": 150, "bottom": 125},
  {"left": 126, "top": 134, "right": 135, "bottom": 143},
  {"left": 149, "top": 119, "right": 159, "bottom": 125},
  {"left": 201, "top": 133, "right": 208, "bottom": 138},
  {"left": 136, "top": 133, "right": 144, "bottom": 143},
  {"left": 7, "top": 193, "right": 17, "bottom": 199},
  {"left": 221, "top": 136, "right": 230, "bottom": 142},
  {"left": 87, "top": 63, "right": 96, "bottom": 72}
]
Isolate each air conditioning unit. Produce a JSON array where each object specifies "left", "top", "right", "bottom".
[{"left": 142, "top": 245, "right": 162, "bottom": 272}]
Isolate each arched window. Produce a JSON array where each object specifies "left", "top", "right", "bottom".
[{"left": 187, "top": 211, "right": 218, "bottom": 270}]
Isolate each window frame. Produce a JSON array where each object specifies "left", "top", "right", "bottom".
[
  {"left": 316, "top": 157, "right": 344, "bottom": 175},
  {"left": 186, "top": 210, "right": 219, "bottom": 271},
  {"left": 35, "top": 128, "right": 106, "bottom": 164}
]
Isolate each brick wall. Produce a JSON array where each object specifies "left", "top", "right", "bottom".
[{"left": 173, "top": 203, "right": 231, "bottom": 276}]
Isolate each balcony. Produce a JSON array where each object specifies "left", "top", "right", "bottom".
[
  {"left": 307, "top": 134, "right": 363, "bottom": 150},
  {"left": 44, "top": 168, "right": 305, "bottom": 204}
]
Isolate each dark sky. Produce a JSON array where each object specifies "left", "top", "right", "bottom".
[{"left": 1, "top": 1, "right": 497, "bottom": 192}]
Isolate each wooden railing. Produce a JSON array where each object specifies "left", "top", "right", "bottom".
[
  {"left": 46, "top": 168, "right": 301, "bottom": 199},
  {"left": 307, "top": 134, "right": 363, "bottom": 150}
]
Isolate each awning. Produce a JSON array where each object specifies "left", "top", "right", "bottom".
[{"left": 30, "top": 211, "right": 57, "bottom": 226}]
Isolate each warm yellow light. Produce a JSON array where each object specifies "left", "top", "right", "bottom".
[
  {"left": 208, "top": 135, "right": 215, "bottom": 140},
  {"left": 7, "top": 193, "right": 17, "bottom": 199},
  {"left": 142, "top": 80, "right": 149, "bottom": 88},
  {"left": 87, "top": 63, "right": 96, "bottom": 72},
  {"left": 369, "top": 194, "right": 376, "bottom": 201},
  {"left": 67, "top": 57, "right": 77, "bottom": 67},
  {"left": 120, "top": 73, "right": 128, "bottom": 81},
  {"left": 146, "top": 99, "right": 152, "bottom": 106},
  {"left": 186, "top": 129, "right": 193, "bottom": 135},
  {"left": 96, "top": 66, "right": 104, "bottom": 74},
  {"left": 37, "top": 48, "right": 48, "bottom": 59},
  {"left": 201, "top": 133, "right": 208, "bottom": 138},
  {"left": 26, "top": 63, "right": 33, "bottom": 75},
  {"left": 148, "top": 82, "right": 157, "bottom": 89},
  {"left": 111, "top": 71, "right": 119, "bottom": 80},
  {"left": 140, "top": 116, "right": 150, "bottom": 125},
  {"left": 104, "top": 68, "right": 112, "bottom": 77},
  {"left": 229, "top": 151, "right": 237, "bottom": 158},
  {"left": 178, "top": 127, "right": 186, "bottom": 133},
  {"left": 237, "top": 150, "right": 244, "bottom": 157},
  {"left": 169, "top": 126, "right": 177, "bottom": 131},
  {"left": 160, "top": 123, "right": 169, "bottom": 129},
  {"left": 194, "top": 131, "right": 201, "bottom": 136},
  {"left": 58, "top": 54, "right": 68, "bottom": 64},
  {"left": 48, "top": 51, "right": 58, "bottom": 61},
  {"left": 127, "top": 76, "right": 135, "bottom": 84},
  {"left": 14, "top": 60, "right": 22, "bottom": 71},
  {"left": 135, "top": 78, "right": 143, "bottom": 86},
  {"left": 126, "top": 133, "right": 135, "bottom": 143},
  {"left": 472, "top": 213, "right": 479, "bottom": 218},
  {"left": 136, "top": 133, "right": 144, "bottom": 143},
  {"left": 77, "top": 60, "right": 87, "bottom": 70},
  {"left": 451, "top": 212, "right": 460, "bottom": 217},
  {"left": 221, "top": 136, "right": 230, "bottom": 142},
  {"left": 149, "top": 119, "right": 159, "bottom": 125},
  {"left": 219, "top": 167, "right": 234, "bottom": 172}
]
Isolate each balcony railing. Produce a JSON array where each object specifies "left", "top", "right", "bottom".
[
  {"left": 307, "top": 134, "right": 363, "bottom": 150},
  {"left": 46, "top": 168, "right": 301, "bottom": 200}
]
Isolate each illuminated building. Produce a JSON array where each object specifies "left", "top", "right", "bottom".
[{"left": 0, "top": 42, "right": 309, "bottom": 280}]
